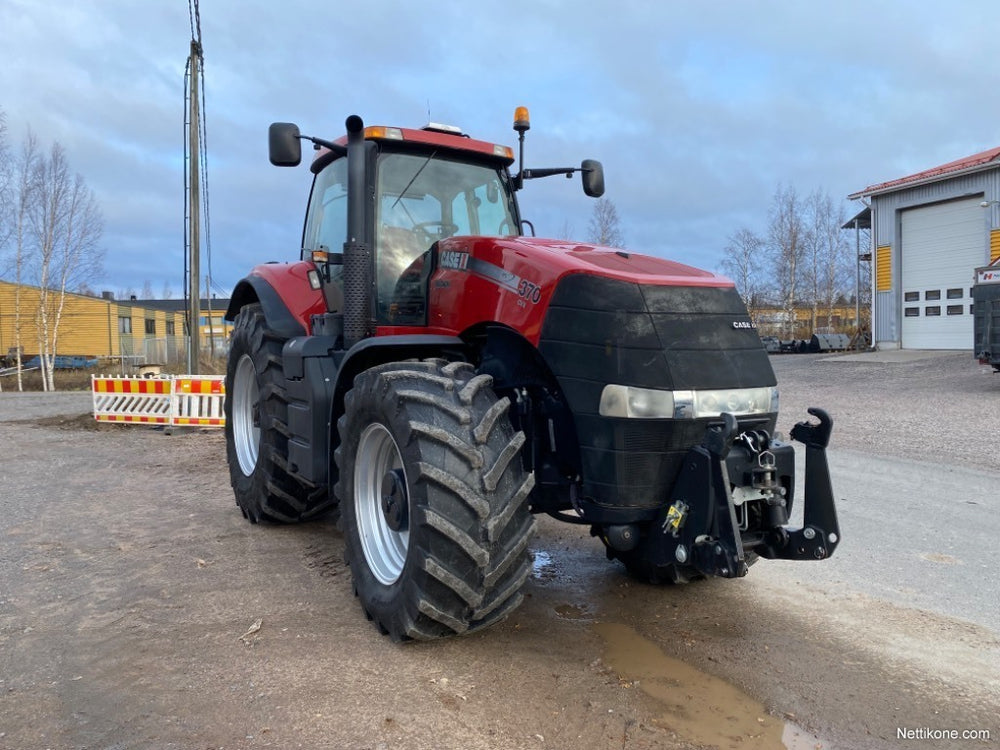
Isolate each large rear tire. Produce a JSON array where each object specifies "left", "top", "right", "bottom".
[
  {"left": 335, "top": 359, "right": 535, "bottom": 641},
  {"left": 224, "top": 303, "right": 332, "bottom": 523}
]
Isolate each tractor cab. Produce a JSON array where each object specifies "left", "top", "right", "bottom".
[
  {"left": 269, "top": 112, "right": 603, "bottom": 329},
  {"left": 272, "top": 121, "right": 521, "bottom": 327}
]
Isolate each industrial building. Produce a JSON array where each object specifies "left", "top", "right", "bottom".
[
  {"left": 850, "top": 147, "right": 1000, "bottom": 350},
  {"left": 0, "top": 280, "right": 230, "bottom": 368}
]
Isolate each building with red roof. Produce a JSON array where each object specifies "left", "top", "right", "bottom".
[{"left": 848, "top": 147, "right": 1000, "bottom": 350}]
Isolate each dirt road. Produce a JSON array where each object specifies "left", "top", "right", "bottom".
[{"left": 1, "top": 354, "right": 997, "bottom": 749}]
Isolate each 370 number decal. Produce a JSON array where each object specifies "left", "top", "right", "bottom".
[
  {"left": 517, "top": 278, "right": 542, "bottom": 304},
  {"left": 448, "top": 252, "right": 543, "bottom": 306}
]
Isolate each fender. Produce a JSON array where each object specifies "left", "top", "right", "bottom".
[
  {"left": 331, "top": 334, "right": 470, "bottom": 428},
  {"left": 285, "top": 333, "right": 470, "bottom": 490},
  {"left": 226, "top": 263, "right": 325, "bottom": 339}
]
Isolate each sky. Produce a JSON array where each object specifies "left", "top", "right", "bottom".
[{"left": 2, "top": 0, "right": 999, "bottom": 298}]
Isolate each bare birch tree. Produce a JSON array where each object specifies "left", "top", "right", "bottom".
[
  {"left": 800, "top": 190, "right": 824, "bottom": 332},
  {"left": 0, "top": 109, "right": 11, "bottom": 256},
  {"left": 0, "top": 110, "right": 9, "bottom": 392},
  {"left": 801, "top": 189, "right": 854, "bottom": 331},
  {"left": 816, "top": 195, "right": 851, "bottom": 329},
  {"left": 721, "top": 227, "right": 766, "bottom": 319},
  {"left": 7, "top": 132, "right": 42, "bottom": 391},
  {"left": 587, "top": 197, "right": 625, "bottom": 248},
  {"left": 27, "top": 142, "right": 104, "bottom": 390},
  {"left": 767, "top": 185, "right": 804, "bottom": 337}
]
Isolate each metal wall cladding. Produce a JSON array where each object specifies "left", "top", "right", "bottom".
[{"left": 868, "top": 168, "right": 1000, "bottom": 345}]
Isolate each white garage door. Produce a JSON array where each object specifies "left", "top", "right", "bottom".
[{"left": 900, "top": 198, "right": 984, "bottom": 349}]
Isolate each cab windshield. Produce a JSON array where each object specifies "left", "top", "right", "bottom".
[{"left": 376, "top": 151, "right": 517, "bottom": 322}]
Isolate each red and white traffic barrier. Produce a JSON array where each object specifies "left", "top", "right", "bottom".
[
  {"left": 92, "top": 375, "right": 226, "bottom": 427},
  {"left": 171, "top": 376, "right": 225, "bottom": 426}
]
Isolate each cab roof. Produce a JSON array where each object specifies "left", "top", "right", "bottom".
[{"left": 312, "top": 125, "right": 515, "bottom": 170}]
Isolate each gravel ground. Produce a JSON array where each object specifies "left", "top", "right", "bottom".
[
  {"left": 771, "top": 351, "right": 998, "bottom": 472},
  {"left": 0, "top": 352, "right": 996, "bottom": 750},
  {"left": 0, "top": 391, "right": 93, "bottom": 422}
]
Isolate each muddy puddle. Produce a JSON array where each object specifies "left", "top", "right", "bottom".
[{"left": 593, "top": 622, "right": 827, "bottom": 750}]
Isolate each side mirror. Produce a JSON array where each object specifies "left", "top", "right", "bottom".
[
  {"left": 581, "top": 159, "right": 604, "bottom": 198},
  {"left": 269, "top": 122, "right": 302, "bottom": 167}
]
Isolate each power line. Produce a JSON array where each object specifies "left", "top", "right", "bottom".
[
  {"left": 188, "top": 0, "right": 201, "bottom": 45},
  {"left": 199, "top": 50, "right": 214, "bottom": 304},
  {"left": 184, "top": 0, "right": 210, "bottom": 368},
  {"left": 182, "top": 56, "right": 191, "bottom": 321}
]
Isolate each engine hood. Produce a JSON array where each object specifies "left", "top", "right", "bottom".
[{"left": 437, "top": 236, "right": 733, "bottom": 289}]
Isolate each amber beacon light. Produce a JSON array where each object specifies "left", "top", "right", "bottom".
[{"left": 513, "top": 106, "right": 530, "bottom": 133}]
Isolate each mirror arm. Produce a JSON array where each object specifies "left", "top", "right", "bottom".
[
  {"left": 300, "top": 134, "right": 347, "bottom": 157},
  {"left": 522, "top": 167, "right": 579, "bottom": 180}
]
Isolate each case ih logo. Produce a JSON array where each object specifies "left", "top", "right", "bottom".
[
  {"left": 732, "top": 320, "right": 757, "bottom": 329},
  {"left": 439, "top": 250, "right": 469, "bottom": 270}
]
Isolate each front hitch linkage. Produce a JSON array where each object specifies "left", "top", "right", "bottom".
[
  {"left": 653, "top": 409, "right": 841, "bottom": 578},
  {"left": 762, "top": 408, "right": 841, "bottom": 562}
]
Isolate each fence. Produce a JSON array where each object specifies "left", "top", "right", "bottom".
[
  {"left": 111, "top": 335, "right": 228, "bottom": 373},
  {"left": 92, "top": 374, "right": 226, "bottom": 427}
]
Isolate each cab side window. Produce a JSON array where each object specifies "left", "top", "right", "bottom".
[
  {"left": 452, "top": 179, "right": 511, "bottom": 237},
  {"left": 303, "top": 158, "right": 349, "bottom": 254}
]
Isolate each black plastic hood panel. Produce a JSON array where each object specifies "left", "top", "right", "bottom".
[
  {"left": 539, "top": 274, "right": 775, "bottom": 406},
  {"left": 538, "top": 273, "right": 777, "bottom": 509}
]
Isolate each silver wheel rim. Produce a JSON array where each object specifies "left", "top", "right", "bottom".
[
  {"left": 356, "top": 423, "right": 409, "bottom": 585},
  {"left": 232, "top": 354, "right": 260, "bottom": 476}
]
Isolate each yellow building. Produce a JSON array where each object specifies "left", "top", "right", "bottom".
[
  {"left": 133, "top": 298, "right": 233, "bottom": 355},
  {"left": 0, "top": 280, "right": 188, "bottom": 367},
  {"left": 752, "top": 304, "right": 867, "bottom": 340}
]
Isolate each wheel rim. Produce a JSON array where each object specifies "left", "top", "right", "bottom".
[
  {"left": 232, "top": 354, "right": 260, "bottom": 476},
  {"left": 356, "top": 423, "right": 409, "bottom": 585}
]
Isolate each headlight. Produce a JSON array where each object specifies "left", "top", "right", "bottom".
[
  {"left": 599, "top": 385, "right": 675, "bottom": 418},
  {"left": 599, "top": 384, "right": 778, "bottom": 419}
]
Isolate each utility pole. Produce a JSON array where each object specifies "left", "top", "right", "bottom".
[{"left": 187, "top": 38, "right": 202, "bottom": 374}]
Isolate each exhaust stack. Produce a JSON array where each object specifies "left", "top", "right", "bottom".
[{"left": 343, "top": 115, "right": 371, "bottom": 348}]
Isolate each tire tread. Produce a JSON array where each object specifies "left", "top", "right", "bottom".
[
  {"left": 336, "top": 359, "right": 534, "bottom": 641},
  {"left": 225, "top": 303, "right": 335, "bottom": 523}
]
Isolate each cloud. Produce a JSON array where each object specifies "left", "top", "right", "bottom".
[{"left": 2, "top": 0, "right": 999, "bottom": 291}]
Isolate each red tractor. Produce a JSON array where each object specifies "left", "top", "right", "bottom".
[{"left": 224, "top": 108, "right": 840, "bottom": 641}]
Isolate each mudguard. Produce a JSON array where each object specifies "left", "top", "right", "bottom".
[{"left": 226, "top": 263, "right": 326, "bottom": 339}]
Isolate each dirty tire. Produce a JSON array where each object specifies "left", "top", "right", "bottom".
[
  {"left": 224, "top": 303, "right": 332, "bottom": 523},
  {"left": 335, "top": 359, "right": 536, "bottom": 641}
]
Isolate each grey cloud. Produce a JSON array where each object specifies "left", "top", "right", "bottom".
[{"left": 2, "top": 0, "right": 999, "bottom": 291}]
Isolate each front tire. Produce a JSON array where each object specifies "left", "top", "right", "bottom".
[
  {"left": 335, "top": 359, "right": 535, "bottom": 641},
  {"left": 224, "top": 303, "right": 332, "bottom": 523}
]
